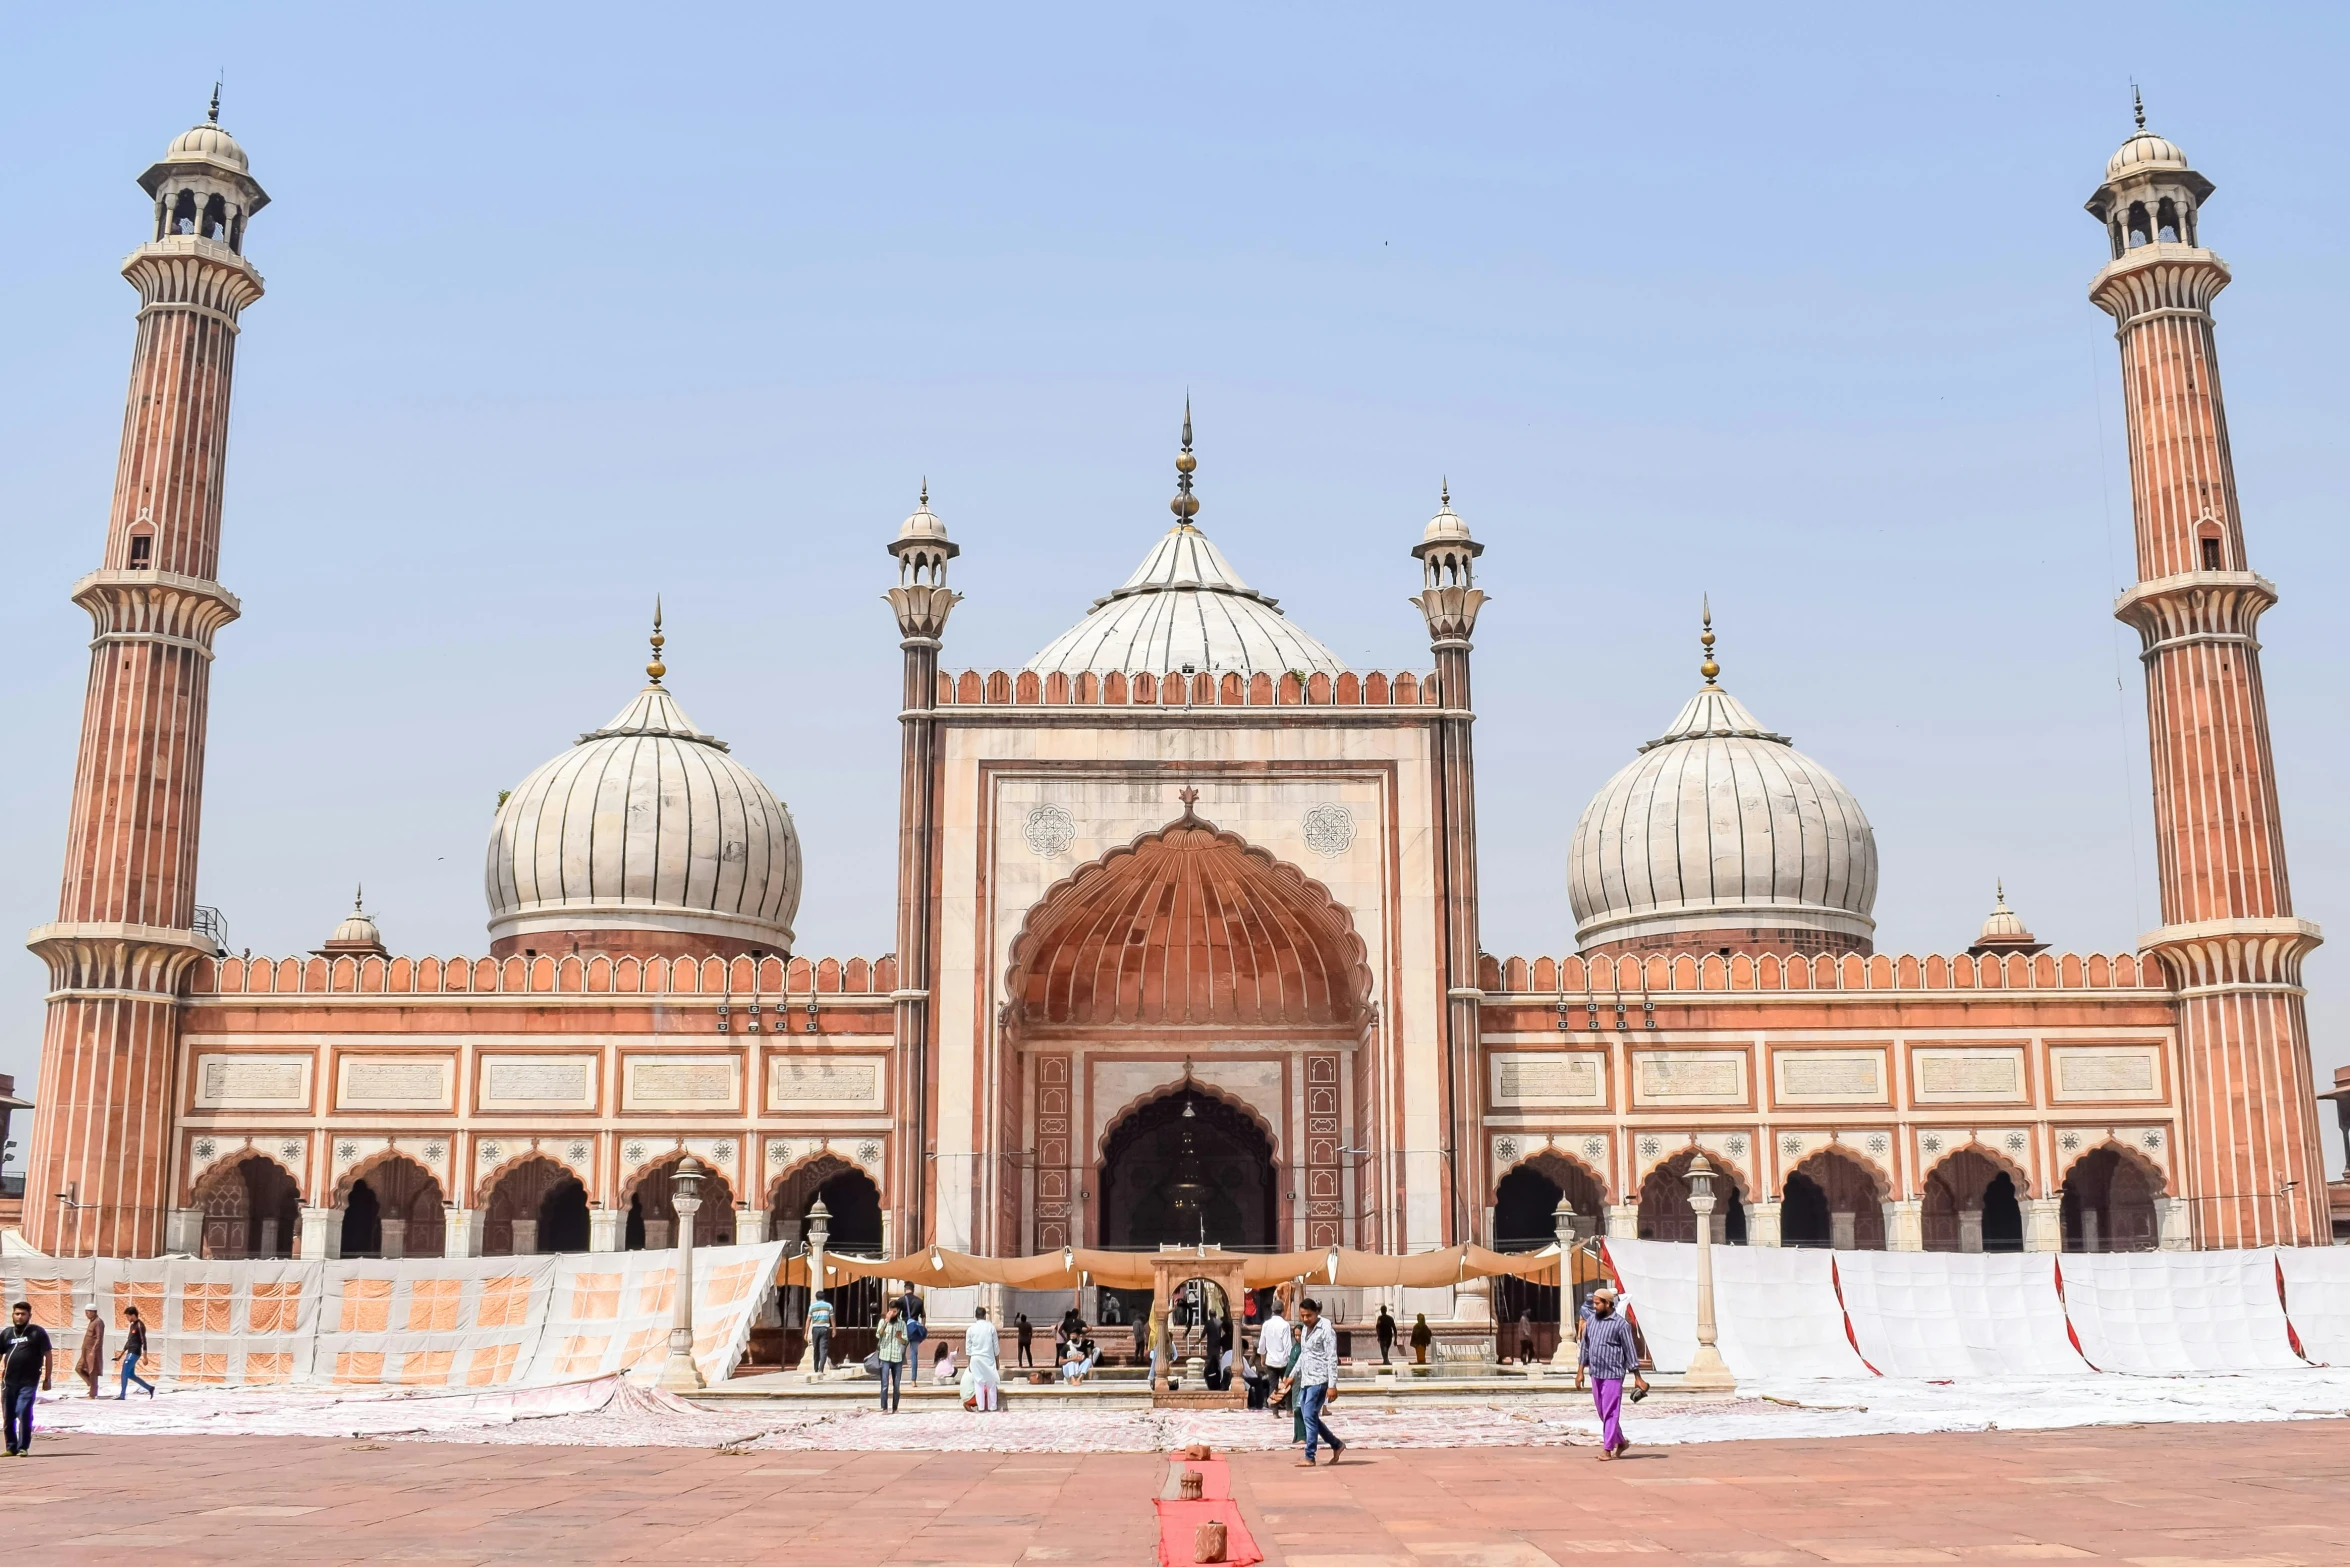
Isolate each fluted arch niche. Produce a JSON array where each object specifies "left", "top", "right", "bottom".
[{"left": 1005, "top": 810, "right": 1372, "bottom": 1031}]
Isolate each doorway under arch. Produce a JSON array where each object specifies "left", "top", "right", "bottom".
[
  {"left": 1493, "top": 1154, "right": 1608, "bottom": 1250},
  {"left": 770, "top": 1156, "right": 884, "bottom": 1254},
  {"left": 2060, "top": 1146, "right": 2159, "bottom": 1252},
  {"left": 483, "top": 1157, "right": 591, "bottom": 1255},
  {"left": 623, "top": 1154, "right": 736, "bottom": 1250},
  {"left": 196, "top": 1154, "right": 302, "bottom": 1260},
  {"left": 1098, "top": 1089, "right": 1277, "bottom": 1251},
  {"left": 1638, "top": 1150, "right": 1747, "bottom": 1245},
  {"left": 1921, "top": 1148, "right": 2024, "bottom": 1253},
  {"left": 338, "top": 1155, "right": 446, "bottom": 1259},
  {"left": 1781, "top": 1149, "right": 1886, "bottom": 1249}
]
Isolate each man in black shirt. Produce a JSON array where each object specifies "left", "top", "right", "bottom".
[{"left": 2, "top": 1301, "right": 54, "bottom": 1457}]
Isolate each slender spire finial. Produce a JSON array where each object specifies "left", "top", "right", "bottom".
[
  {"left": 1699, "top": 595, "right": 1720, "bottom": 686},
  {"left": 209, "top": 80, "right": 221, "bottom": 124},
  {"left": 646, "top": 596, "right": 667, "bottom": 685},
  {"left": 1440, "top": 476, "right": 1450, "bottom": 510},
  {"left": 2132, "top": 83, "right": 2145, "bottom": 132},
  {"left": 919, "top": 477, "right": 928, "bottom": 508},
  {"left": 1995, "top": 877, "right": 2006, "bottom": 904},
  {"left": 354, "top": 883, "right": 364, "bottom": 913},
  {"left": 1170, "top": 396, "right": 1200, "bottom": 525}
]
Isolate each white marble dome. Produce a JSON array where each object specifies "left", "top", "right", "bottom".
[
  {"left": 165, "top": 120, "right": 251, "bottom": 173},
  {"left": 1028, "top": 522, "right": 1346, "bottom": 679},
  {"left": 2107, "top": 129, "right": 2189, "bottom": 180},
  {"left": 485, "top": 679, "right": 801, "bottom": 952},
  {"left": 1569, "top": 682, "right": 1878, "bottom": 950}
]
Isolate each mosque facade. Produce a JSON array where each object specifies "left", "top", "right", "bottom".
[{"left": 16, "top": 102, "right": 2337, "bottom": 1303}]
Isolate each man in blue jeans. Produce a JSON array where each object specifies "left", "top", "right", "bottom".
[
  {"left": 1280, "top": 1297, "right": 1345, "bottom": 1466},
  {"left": 1, "top": 1301, "right": 54, "bottom": 1457}
]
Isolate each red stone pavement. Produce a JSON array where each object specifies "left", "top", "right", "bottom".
[{"left": 0, "top": 1421, "right": 2343, "bottom": 1564}]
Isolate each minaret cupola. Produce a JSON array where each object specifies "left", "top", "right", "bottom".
[
  {"left": 140, "top": 86, "right": 268, "bottom": 253},
  {"left": 2086, "top": 90, "right": 2211, "bottom": 258}
]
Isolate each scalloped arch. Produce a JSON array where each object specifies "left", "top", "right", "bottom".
[
  {"left": 1786, "top": 1141, "right": 1892, "bottom": 1201},
  {"left": 619, "top": 1146, "right": 740, "bottom": 1208},
  {"left": 1006, "top": 810, "right": 1374, "bottom": 1028},
  {"left": 1495, "top": 1144, "right": 1613, "bottom": 1206},
  {"left": 1921, "top": 1137, "right": 2036, "bottom": 1200},
  {"left": 195, "top": 1143, "right": 307, "bottom": 1203},
  {"left": 333, "top": 1146, "right": 446, "bottom": 1206},
  {"left": 2054, "top": 1134, "right": 2169, "bottom": 1195},
  {"left": 1093, "top": 1077, "right": 1283, "bottom": 1165},
  {"left": 765, "top": 1148, "right": 871, "bottom": 1209}
]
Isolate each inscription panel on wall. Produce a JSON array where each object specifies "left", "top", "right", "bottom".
[
  {"left": 2049, "top": 1045, "right": 2164, "bottom": 1103},
  {"left": 622, "top": 1055, "right": 741, "bottom": 1112},
  {"left": 768, "top": 1056, "right": 885, "bottom": 1109},
  {"left": 479, "top": 1055, "right": 600, "bottom": 1111},
  {"left": 335, "top": 1056, "right": 455, "bottom": 1112},
  {"left": 1771, "top": 1049, "right": 1888, "bottom": 1106},
  {"left": 1631, "top": 1051, "right": 1747, "bottom": 1107},
  {"left": 1911, "top": 1048, "right": 2028, "bottom": 1105},
  {"left": 1489, "top": 1052, "right": 1607, "bottom": 1108},
  {"left": 193, "top": 1054, "right": 313, "bottom": 1111}
]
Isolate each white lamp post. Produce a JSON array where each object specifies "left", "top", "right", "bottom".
[
  {"left": 658, "top": 1156, "right": 707, "bottom": 1392},
  {"left": 1548, "top": 1198, "right": 1580, "bottom": 1370},
  {"left": 795, "top": 1197, "right": 832, "bottom": 1376},
  {"left": 1681, "top": 1153, "right": 1736, "bottom": 1392}
]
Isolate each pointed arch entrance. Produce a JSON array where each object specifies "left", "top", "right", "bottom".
[
  {"left": 992, "top": 802, "right": 1376, "bottom": 1257},
  {"left": 1099, "top": 1087, "right": 1277, "bottom": 1250}
]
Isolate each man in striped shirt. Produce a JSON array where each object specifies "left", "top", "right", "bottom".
[{"left": 1280, "top": 1298, "right": 1346, "bottom": 1466}]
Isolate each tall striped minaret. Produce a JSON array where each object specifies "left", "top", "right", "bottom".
[
  {"left": 23, "top": 98, "right": 266, "bottom": 1256},
  {"left": 2090, "top": 100, "right": 2327, "bottom": 1247}
]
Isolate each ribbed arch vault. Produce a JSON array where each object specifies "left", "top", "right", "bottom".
[{"left": 1007, "top": 808, "right": 1371, "bottom": 1029}]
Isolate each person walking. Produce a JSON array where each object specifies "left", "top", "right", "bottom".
[
  {"left": 1280, "top": 1297, "right": 1345, "bottom": 1467},
  {"left": 1374, "top": 1304, "right": 1396, "bottom": 1365},
  {"left": 117, "top": 1306, "right": 155, "bottom": 1399},
  {"left": 74, "top": 1307, "right": 105, "bottom": 1398},
  {"left": 1516, "top": 1309, "right": 1537, "bottom": 1366},
  {"left": 1256, "top": 1295, "right": 1298, "bottom": 1439},
  {"left": 899, "top": 1287, "right": 928, "bottom": 1374},
  {"left": 806, "top": 1291, "right": 834, "bottom": 1377},
  {"left": 2, "top": 1301, "right": 53, "bottom": 1457},
  {"left": 1409, "top": 1311, "right": 1432, "bottom": 1366},
  {"left": 875, "top": 1303, "right": 908, "bottom": 1412},
  {"left": 961, "top": 1305, "right": 1001, "bottom": 1411},
  {"left": 1577, "top": 1287, "right": 1647, "bottom": 1459},
  {"left": 1015, "top": 1312, "right": 1034, "bottom": 1370}
]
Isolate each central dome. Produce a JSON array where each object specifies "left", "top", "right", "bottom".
[
  {"left": 1027, "top": 521, "right": 1347, "bottom": 679},
  {"left": 485, "top": 665, "right": 801, "bottom": 959},
  {"left": 1568, "top": 680, "right": 1877, "bottom": 956}
]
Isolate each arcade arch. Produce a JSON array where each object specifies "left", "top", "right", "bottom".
[
  {"left": 194, "top": 1153, "right": 302, "bottom": 1260},
  {"left": 1921, "top": 1146, "right": 2026, "bottom": 1254},
  {"left": 1639, "top": 1149, "right": 1748, "bottom": 1245},
  {"left": 1098, "top": 1087, "right": 1277, "bottom": 1251},
  {"left": 2059, "top": 1144, "right": 2162, "bottom": 1252},
  {"left": 770, "top": 1155, "right": 884, "bottom": 1254},
  {"left": 481, "top": 1155, "right": 590, "bottom": 1256},
  {"left": 1780, "top": 1147, "right": 1886, "bottom": 1249},
  {"left": 336, "top": 1153, "right": 445, "bottom": 1259},
  {"left": 1492, "top": 1151, "right": 1607, "bottom": 1249},
  {"left": 622, "top": 1153, "right": 736, "bottom": 1250}
]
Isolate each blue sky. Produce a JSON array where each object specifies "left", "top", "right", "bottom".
[{"left": 4, "top": 4, "right": 2347, "bottom": 1172}]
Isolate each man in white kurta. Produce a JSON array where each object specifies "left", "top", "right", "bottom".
[{"left": 960, "top": 1306, "right": 1002, "bottom": 1411}]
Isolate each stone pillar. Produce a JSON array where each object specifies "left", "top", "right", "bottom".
[
  {"left": 1605, "top": 1203, "right": 1639, "bottom": 1239},
  {"left": 379, "top": 1217, "right": 406, "bottom": 1260},
  {"left": 2156, "top": 1197, "right": 2192, "bottom": 1251},
  {"left": 298, "top": 1206, "right": 338, "bottom": 1260},
  {"left": 257, "top": 1216, "right": 281, "bottom": 1258},
  {"left": 589, "top": 1208, "right": 623, "bottom": 1253},
  {"left": 1746, "top": 1200, "right": 1783, "bottom": 1248},
  {"left": 1830, "top": 1212, "right": 1857, "bottom": 1251},
  {"left": 736, "top": 1205, "right": 769, "bottom": 1245},
  {"left": 643, "top": 1218, "right": 671, "bottom": 1250},
  {"left": 2021, "top": 1197, "right": 2063, "bottom": 1253},
  {"left": 1680, "top": 1153, "right": 1736, "bottom": 1391},
  {"left": 1957, "top": 1207, "right": 1983, "bottom": 1254},
  {"left": 445, "top": 1208, "right": 484, "bottom": 1258},
  {"left": 511, "top": 1218, "right": 539, "bottom": 1255},
  {"left": 2081, "top": 1209, "right": 2101, "bottom": 1253},
  {"left": 1885, "top": 1200, "right": 1924, "bottom": 1252},
  {"left": 659, "top": 1156, "right": 707, "bottom": 1392},
  {"left": 164, "top": 1208, "right": 202, "bottom": 1255}
]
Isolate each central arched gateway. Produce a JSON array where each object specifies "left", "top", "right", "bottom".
[
  {"left": 992, "top": 801, "right": 1376, "bottom": 1257},
  {"left": 1099, "top": 1087, "right": 1277, "bottom": 1250}
]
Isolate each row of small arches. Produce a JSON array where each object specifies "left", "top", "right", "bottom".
[
  {"left": 2107, "top": 195, "right": 2198, "bottom": 259},
  {"left": 154, "top": 186, "right": 249, "bottom": 253}
]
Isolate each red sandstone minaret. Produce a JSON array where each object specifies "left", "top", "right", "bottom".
[
  {"left": 1411, "top": 484, "right": 1486, "bottom": 1244},
  {"left": 886, "top": 481, "right": 960, "bottom": 1255},
  {"left": 23, "top": 97, "right": 266, "bottom": 1257},
  {"left": 2090, "top": 98, "right": 2328, "bottom": 1246}
]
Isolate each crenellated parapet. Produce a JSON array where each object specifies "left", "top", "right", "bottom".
[
  {"left": 70, "top": 568, "right": 242, "bottom": 656},
  {"left": 192, "top": 949, "right": 900, "bottom": 1000},
  {"left": 2113, "top": 569, "right": 2274, "bottom": 657},
  {"left": 1477, "top": 948, "right": 2166, "bottom": 997},
  {"left": 935, "top": 666, "right": 1440, "bottom": 710}
]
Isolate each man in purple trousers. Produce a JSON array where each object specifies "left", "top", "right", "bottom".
[{"left": 1576, "top": 1288, "right": 1647, "bottom": 1459}]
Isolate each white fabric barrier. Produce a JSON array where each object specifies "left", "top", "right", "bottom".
[
  {"left": 1834, "top": 1252, "right": 2089, "bottom": 1378},
  {"left": 1, "top": 1244, "right": 781, "bottom": 1390},
  {"left": 2276, "top": 1246, "right": 2350, "bottom": 1365},
  {"left": 1602, "top": 1238, "right": 1869, "bottom": 1378},
  {"left": 2060, "top": 1251, "right": 2305, "bottom": 1374}
]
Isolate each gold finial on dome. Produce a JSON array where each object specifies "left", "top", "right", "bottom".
[
  {"left": 1170, "top": 397, "right": 1200, "bottom": 524},
  {"left": 646, "top": 596, "right": 667, "bottom": 685},
  {"left": 1699, "top": 595, "right": 1720, "bottom": 686}
]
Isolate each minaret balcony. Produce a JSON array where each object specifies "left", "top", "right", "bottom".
[
  {"left": 2113, "top": 569, "right": 2275, "bottom": 656},
  {"left": 70, "top": 568, "right": 241, "bottom": 650},
  {"left": 2139, "top": 916, "right": 2323, "bottom": 993},
  {"left": 2090, "top": 244, "right": 2231, "bottom": 323}
]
